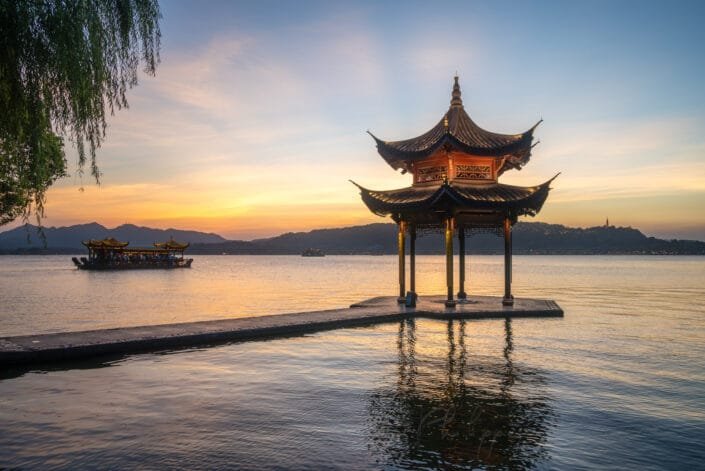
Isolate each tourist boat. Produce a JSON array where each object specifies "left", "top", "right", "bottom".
[
  {"left": 72, "top": 237, "right": 193, "bottom": 270},
  {"left": 301, "top": 248, "right": 325, "bottom": 257}
]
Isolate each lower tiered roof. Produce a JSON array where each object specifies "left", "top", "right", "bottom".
[{"left": 352, "top": 175, "right": 558, "bottom": 226}]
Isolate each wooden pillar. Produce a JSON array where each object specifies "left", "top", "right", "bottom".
[
  {"left": 502, "top": 216, "right": 514, "bottom": 306},
  {"left": 457, "top": 225, "right": 467, "bottom": 300},
  {"left": 445, "top": 218, "right": 456, "bottom": 307},
  {"left": 397, "top": 221, "right": 406, "bottom": 303},
  {"left": 409, "top": 224, "right": 417, "bottom": 303}
]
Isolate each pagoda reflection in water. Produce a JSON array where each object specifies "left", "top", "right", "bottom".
[{"left": 367, "top": 319, "right": 555, "bottom": 469}]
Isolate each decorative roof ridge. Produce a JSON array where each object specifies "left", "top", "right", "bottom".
[
  {"left": 349, "top": 179, "right": 366, "bottom": 191},
  {"left": 366, "top": 129, "right": 387, "bottom": 145},
  {"left": 450, "top": 75, "right": 463, "bottom": 108},
  {"left": 528, "top": 118, "right": 543, "bottom": 133}
]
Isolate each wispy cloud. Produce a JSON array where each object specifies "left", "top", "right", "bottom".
[
  {"left": 13, "top": 3, "right": 704, "bottom": 241},
  {"left": 503, "top": 115, "right": 705, "bottom": 200}
]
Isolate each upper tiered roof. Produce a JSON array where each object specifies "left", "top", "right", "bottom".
[{"left": 369, "top": 77, "right": 541, "bottom": 174}]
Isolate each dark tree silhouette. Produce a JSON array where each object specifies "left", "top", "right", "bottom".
[{"left": 0, "top": 0, "right": 161, "bottom": 225}]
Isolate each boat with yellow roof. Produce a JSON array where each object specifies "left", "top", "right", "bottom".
[{"left": 72, "top": 237, "right": 193, "bottom": 270}]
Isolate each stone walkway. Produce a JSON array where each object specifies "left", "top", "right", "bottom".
[{"left": 0, "top": 295, "right": 562, "bottom": 368}]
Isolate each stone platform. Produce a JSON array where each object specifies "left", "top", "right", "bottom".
[{"left": 0, "top": 296, "right": 562, "bottom": 368}]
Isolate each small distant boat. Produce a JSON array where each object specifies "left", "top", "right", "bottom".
[
  {"left": 72, "top": 237, "right": 193, "bottom": 270},
  {"left": 301, "top": 248, "right": 325, "bottom": 257}
]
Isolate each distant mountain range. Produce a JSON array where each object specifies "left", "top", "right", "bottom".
[
  {"left": 1, "top": 221, "right": 704, "bottom": 255},
  {"left": 0, "top": 223, "right": 226, "bottom": 253}
]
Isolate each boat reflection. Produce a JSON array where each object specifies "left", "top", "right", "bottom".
[{"left": 367, "top": 318, "right": 555, "bottom": 469}]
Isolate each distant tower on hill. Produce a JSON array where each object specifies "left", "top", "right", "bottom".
[{"left": 605, "top": 217, "right": 610, "bottom": 227}]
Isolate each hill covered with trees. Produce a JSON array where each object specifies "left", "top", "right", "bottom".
[
  {"left": 190, "top": 222, "right": 705, "bottom": 255},
  {"left": 2, "top": 221, "right": 703, "bottom": 255}
]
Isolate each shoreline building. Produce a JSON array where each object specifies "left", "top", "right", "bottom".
[{"left": 353, "top": 76, "right": 558, "bottom": 307}]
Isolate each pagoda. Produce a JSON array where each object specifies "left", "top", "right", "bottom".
[{"left": 353, "top": 76, "right": 557, "bottom": 307}]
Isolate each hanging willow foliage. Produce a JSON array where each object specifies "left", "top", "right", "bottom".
[{"left": 0, "top": 0, "right": 161, "bottom": 225}]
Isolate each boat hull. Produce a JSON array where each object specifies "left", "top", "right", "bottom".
[{"left": 73, "top": 258, "right": 194, "bottom": 270}]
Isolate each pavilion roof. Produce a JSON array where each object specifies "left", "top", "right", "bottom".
[
  {"left": 351, "top": 175, "right": 558, "bottom": 224},
  {"left": 153, "top": 237, "right": 189, "bottom": 250},
  {"left": 369, "top": 77, "right": 541, "bottom": 174},
  {"left": 82, "top": 237, "right": 129, "bottom": 248}
]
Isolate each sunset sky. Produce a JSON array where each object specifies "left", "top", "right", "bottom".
[{"left": 11, "top": 0, "right": 705, "bottom": 240}]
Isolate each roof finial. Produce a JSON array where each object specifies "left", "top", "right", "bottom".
[{"left": 451, "top": 75, "right": 462, "bottom": 107}]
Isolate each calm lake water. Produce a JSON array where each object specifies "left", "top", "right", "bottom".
[{"left": 1, "top": 255, "right": 704, "bottom": 469}]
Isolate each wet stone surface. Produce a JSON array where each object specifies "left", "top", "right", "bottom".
[{"left": 0, "top": 295, "right": 562, "bottom": 367}]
